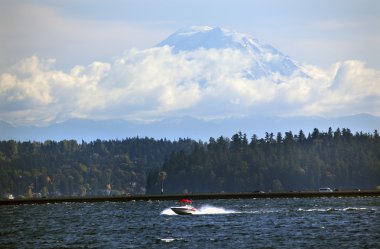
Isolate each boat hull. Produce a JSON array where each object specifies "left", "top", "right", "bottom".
[{"left": 171, "top": 206, "right": 197, "bottom": 215}]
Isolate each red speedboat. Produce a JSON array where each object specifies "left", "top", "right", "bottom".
[{"left": 170, "top": 199, "right": 197, "bottom": 215}]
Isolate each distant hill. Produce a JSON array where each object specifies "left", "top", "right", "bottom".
[{"left": 1, "top": 114, "right": 379, "bottom": 142}]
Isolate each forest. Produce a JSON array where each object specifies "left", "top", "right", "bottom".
[
  {"left": 147, "top": 128, "right": 380, "bottom": 194},
  {"left": 1, "top": 128, "right": 380, "bottom": 198},
  {"left": 0, "top": 137, "right": 196, "bottom": 198}
]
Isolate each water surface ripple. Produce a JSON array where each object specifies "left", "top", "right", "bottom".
[{"left": 1, "top": 197, "right": 379, "bottom": 248}]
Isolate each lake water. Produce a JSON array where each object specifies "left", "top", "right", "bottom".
[{"left": 1, "top": 197, "right": 379, "bottom": 248}]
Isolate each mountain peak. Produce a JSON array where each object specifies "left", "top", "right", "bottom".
[
  {"left": 157, "top": 26, "right": 255, "bottom": 51},
  {"left": 157, "top": 26, "right": 305, "bottom": 78},
  {"left": 175, "top": 25, "right": 217, "bottom": 34}
]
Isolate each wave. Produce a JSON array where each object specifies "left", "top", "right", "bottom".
[
  {"left": 157, "top": 237, "right": 183, "bottom": 243},
  {"left": 297, "top": 207, "right": 376, "bottom": 212}
]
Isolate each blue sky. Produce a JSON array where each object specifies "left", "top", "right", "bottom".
[
  {"left": 1, "top": 0, "right": 379, "bottom": 70},
  {"left": 0, "top": 0, "right": 379, "bottom": 127}
]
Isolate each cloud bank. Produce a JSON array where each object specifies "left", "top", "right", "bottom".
[{"left": 0, "top": 47, "right": 379, "bottom": 126}]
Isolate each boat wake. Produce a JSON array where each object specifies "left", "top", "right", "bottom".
[
  {"left": 161, "top": 205, "right": 236, "bottom": 215},
  {"left": 297, "top": 207, "right": 377, "bottom": 212},
  {"left": 196, "top": 205, "right": 237, "bottom": 215}
]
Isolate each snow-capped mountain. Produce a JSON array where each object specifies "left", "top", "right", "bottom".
[{"left": 157, "top": 26, "right": 306, "bottom": 79}]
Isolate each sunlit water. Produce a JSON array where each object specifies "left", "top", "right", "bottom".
[{"left": 1, "top": 197, "right": 379, "bottom": 248}]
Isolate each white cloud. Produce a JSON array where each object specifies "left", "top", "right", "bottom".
[
  {"left": 0, "top": 48, "right": 379, "bottom": 126},
  {"left": 299, "top": 60, "right": 380, "bottom": 116}
]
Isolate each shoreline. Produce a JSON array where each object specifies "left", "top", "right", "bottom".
[{"left": 1, "top": 191, "right": 379, "bottom": 206}]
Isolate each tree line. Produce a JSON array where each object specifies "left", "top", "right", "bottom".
[
  {"left": 147, "top": 128, "right": 380, "bottom": 194},
  {"left": 1, "top": 128, "right": 379, "bottom": 198},
  {"left": 0, "top": 137, "right": 196, "bottom": 197}
]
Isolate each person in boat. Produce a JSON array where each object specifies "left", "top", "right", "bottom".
[{"left": 178, "top": 198, "right": 193, "bottom": 205}]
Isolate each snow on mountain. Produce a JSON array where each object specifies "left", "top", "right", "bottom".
[{"left": 157, "top": 26, "right": 306, "bottom": 79}]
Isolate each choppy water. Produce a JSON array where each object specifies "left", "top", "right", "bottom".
[{"left": 1, "top": 197, "right": 379, "bottom": 248}]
